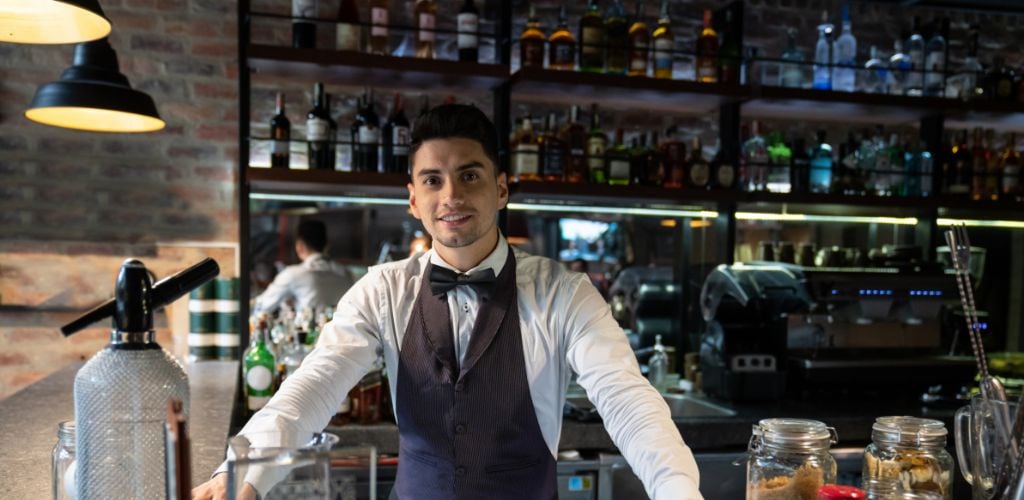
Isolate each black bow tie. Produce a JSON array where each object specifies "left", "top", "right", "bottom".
[{"left": 429, "top": 265, "right": 496, "bottom": 296}]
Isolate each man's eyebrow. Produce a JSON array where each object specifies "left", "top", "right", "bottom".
[
  {"left": 415, "top": 162, "right": 485, "bottom": 177},
  {"left": 457, "top": 162, "right": 485, "bottom": 171}
]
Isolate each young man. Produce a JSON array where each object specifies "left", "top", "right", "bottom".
[
  {"left": 193, "top": 105, "right": 702, "bottom": 500},
  {"left": 252, "top": 219, "right": 354, "bottom": 315}
]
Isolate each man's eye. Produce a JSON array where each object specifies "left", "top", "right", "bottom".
[
  {"left": 424, "top": 177, "right": 440, "bottom": 186},
  {"left": 463, "top": 172, "right": 479, "bottom": 182}
]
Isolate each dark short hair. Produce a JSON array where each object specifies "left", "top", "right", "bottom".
[
  {"left": 409, "top": 104, "right": 500, "bottom": 175},
  {"left": 296, "top": 219, "right": 327, "bottom": 252}
]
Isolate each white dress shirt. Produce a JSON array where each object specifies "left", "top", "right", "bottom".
[
  {"left": 253, "top": 253, "right": 354, "bottom": 314},
  {"left": 227, "top": 235, "right": 702, "bottom": 499}
]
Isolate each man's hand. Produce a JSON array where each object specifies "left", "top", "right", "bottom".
[{"left": 191, "top": 473, "right": 257, "bottom": 500}]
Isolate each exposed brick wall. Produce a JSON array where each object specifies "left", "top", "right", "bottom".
[{"left": 0, "top": 0, "right": 241, "bottom": 398}]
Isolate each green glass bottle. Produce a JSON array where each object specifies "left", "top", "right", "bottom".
[
  {"left": 607, "top": 128, "right": 631, "bottom": 185},
  {"left": 244, "top": 318, "right": 276, "bottom": 412},
  {"left": 587, "top": 103, "right": 608, "bottom": 184},
  {"left": 579, "top": 0, "right": 605, "bottom": 72}
]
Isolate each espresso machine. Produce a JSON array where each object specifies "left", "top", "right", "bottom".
[{"left": 700, "top": 262, "right": 976, "bottom": 401}]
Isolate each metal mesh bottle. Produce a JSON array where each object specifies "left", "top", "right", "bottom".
[{"left": 74, "top": 259, "right": 190, "bottom": 499}]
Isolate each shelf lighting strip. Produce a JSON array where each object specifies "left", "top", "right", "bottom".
[
  {"left": 937, "top": 218, "right": 1024, "bottom": 230},
  {"left": 736, "top": 212, "right": 919, "bottom": 225}
]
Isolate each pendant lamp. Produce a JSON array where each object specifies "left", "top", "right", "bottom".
[
  {"left": 2, "top": 0, "right": 111, "bottom": 44},
  {"left": 25, "top": 38, "right": 164, "bottom": 133}
]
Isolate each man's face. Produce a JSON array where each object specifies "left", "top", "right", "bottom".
[{"left": 408, "top": 137, "right": 508, "bottom": 250}]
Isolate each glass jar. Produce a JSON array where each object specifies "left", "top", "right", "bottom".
[
  {"left": 863, "top": 416, "right": 953, "bottom": 500},
  {"left": 746, "top": 418, "right": 839, "bottom": 500},
  {"left": 52, "top": 420, "right": 75, "bottom": 500}
]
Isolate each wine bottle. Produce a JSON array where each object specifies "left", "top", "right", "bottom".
[
  {"left": 352, "top": 91, "right": 381, "bottom": 172},
  {"left": 306, "top": 82, "right": 331, "bottom": 170},
  {"left": 292, "top": 0, "right": 318, "bottom": 49},
  {"left": 270, "top": 92, "right": 290, "bottom": 169},
  {"left": 383, "top": 94, "right": 410, "bottom": 174},
  {"left": 415, "top": 0, "right": 437, "bottom": 59},
  {"left": 336, "top": 0, "right": 360, "bottom": 51},
  {"left": 457, "top": 0, "right": 479, "bottom": 62}
]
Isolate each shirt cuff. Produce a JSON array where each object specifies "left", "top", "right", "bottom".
[{"left": 653, "top": 475, "right": 703, "bottom": 500}]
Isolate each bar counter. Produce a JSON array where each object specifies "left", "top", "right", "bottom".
[{"left": 0, "top": 360, "right": 238, "bottom": 498}]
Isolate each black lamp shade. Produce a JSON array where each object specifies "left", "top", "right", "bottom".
[
  {"left": 2, "top": 0, "right": 112, "bottom": 44},
  {"left": 26, "top": 38, "right": 165, "bottom": 133}
]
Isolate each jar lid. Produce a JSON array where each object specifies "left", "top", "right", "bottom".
[
  {"left": 871, "top": 416, "right": 947, "bottom": 448},
  {"left": 750, "top": 418, "right": 838, "bottom": 452}
]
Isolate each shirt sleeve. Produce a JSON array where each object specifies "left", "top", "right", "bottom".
[
  {"left": 562, "top": 274, "right": 703, "bottom": 500},
  {"left": 214, "top": 268, "right": 384, "bottom": 496},
  {"left": 252, "top": 266, "right": 296, "bottom": 314}
]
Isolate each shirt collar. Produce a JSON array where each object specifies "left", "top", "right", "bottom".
[
  {"left": 302, "top": 252, "right": 323, "bottom": 265},
  {"left": 429, "top": 233, "right": 508, "bottom": 277}
]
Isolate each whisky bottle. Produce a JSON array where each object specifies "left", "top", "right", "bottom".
[
  {"left": 561, "top": 105, "right": 588, "bottom": 183},
  {"left": 511, "top": 116, "right": 541, "bottom": 182},
  {"left": 712, "top": 141, "right": 737, "bottom": 191},
  {"left": 643, "top": 131, "right": 662, "bottom": 185},
  {"left": 368, "top": 0, "right": 389, "bottom": 55},
  {"left": 607, "top": 128, "right": 630, "bottom": 185},
  {"left": 627, "top": 1, "right": 649, "bottom": 77},
  {"left": 270, "top": 92, "right": 290, "bottom": 169},
  {"left": 520, "top": 3, "right": 545, "bottom": 69},
  {"left": 415, "top": 0, "right": 437, "bottom": 59},
  {"left": 651, "top": 1, "right": 673, "bottom": 79},
  {"left": 457, "top": 0, "right": 479, "bottom": 62},
  {"left": 696, "top": 9, "right": 718, "bottom": 83},
  {"left": 628, "top": 134, "right": 645, "bottom": 185},
  {"left": 336, "top": 0, "right": 361, "bottom": 51},
  {"left": 587, "top": 104, "right": 608, "bottom": 184},
  {"left": 687, "top": 136, "right": 710, "bottom": 189},
  {"left": 660, "top": 126, "right": 686, "bottom": 188},
  {"left": 579, "top": 0, "right": 605, "bottom": 73},
  {"left": 604, "top": 0, "right": 628, "bottom": 75},
  {"left": 548, "top": 5, "right": 576, "bottom": 71},
  {"left": 541, "top": 112, "right": 567, "bottom": 181},
  {"left": 306, "top": 82, "right": 331, "bottom": 170}
]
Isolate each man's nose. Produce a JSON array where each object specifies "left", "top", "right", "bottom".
[{"left": 440, "top": 177, "right": 465, "bottom": 206}]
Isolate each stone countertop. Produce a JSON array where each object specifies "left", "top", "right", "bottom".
[{"left": 0, "top": 359, "right": 238, "bottom": 498}]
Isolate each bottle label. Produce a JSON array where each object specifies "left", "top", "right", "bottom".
[
  {"left": 393, "top": 126, "right": 410, "bottom": 154},
  {"left": 630, "top": 41, "right": 648, "bottom": 72},
  {"left": 925, "top": 52, "right": 944, "bottom": 86},
  {"left": 272, "top": 140, "right": 289, "bottom": 155},
  {"left": 307, "top": 118, "right": 329, "bottom": 141},
  {"left": 358, "top": 125, "right": 380, "bottom": 145},
  {"left": 372, "top": 7, "right": 388, "bottom": 37},
  {"left": 292, "top": 0, "right": 316, "bottom": 19},
  {"left": 522, "top": 41, "right": 544, "bottom": 68},
  {"left": 654, "top": 38, "right": 672, "bottom": 71},
  {"left": 552, "top": 42, "right": 574, "bottom": 67},
  {"left": 246, "top": 365, "right": 273, "bottom": 392},
  {"left": 1004, "top": 165, "right": 1020, "bottom": 194},
  {"left": 582, "top": 27, "right": 602, "bottom": 58},
  {"left": 418, "top": 13, "right": 436, "bottom": 42},
  {"left": 690, "top": 161, "right": 710, "bottom": 187},
  {"left": 587, "top": 137, "right": 605, "bottom": 171},
  {"left": 457, "top": 13, "right": 478, "bottom": 49},
  {"left": 717, "top": 163, "right": 735, "bottom": 187},
  {"left": 609, "top": 159, "right": 630, "bottom": 180},
  {"left": 697, "top": 62, "right": 717, "bottom": 81},
  {"left": 248, "top": 395, "right": 270, "bottom": 410},
  {"left": 543, "top": 146, "right": 566, "bottom": 177},
  {"left": 513, "top": 144, "right": 539, "bottom": 176},
  {"left": 337, "top": 23, "right": 360, "bottom": 51}
]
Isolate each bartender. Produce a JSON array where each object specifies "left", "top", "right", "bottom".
[
  {"left": 193, "top": 105, "right": 702, "bottom": 500},
  {"left": 251, "top": 219, "right": 354, "bottom": 314}
]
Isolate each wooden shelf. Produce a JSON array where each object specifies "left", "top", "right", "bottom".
[
  {"left": 508, "top": 67, "right": 746, "bottom": 115},
  {"left": 743, "top": 86, "right": 954, "bottom": 125},
  {"left": 248, "top": 167, "right": 409, "bottom": 198},
  {"left": 248, "top": 44, "right": 508, "bottom": 93},
  {"left": 510, "top": 180, "right": 727, "bottom": 208}
]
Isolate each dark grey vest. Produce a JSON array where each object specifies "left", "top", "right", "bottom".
[{"left": 393, "top": 248, "right": 557, "bottom": 500}]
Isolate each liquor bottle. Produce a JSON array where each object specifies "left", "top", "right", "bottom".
[
  {"left": 660, "top": 126, "right": 686, "bottom": 188},
  {"left": 382, "top": 93, "right": 410, "bottom": 174},
  {"left": 945, "top": 130, "right": 971, "bottom": 196},
  {"left": 949, "top": 26, "right": 982, "bottom": 100},
  {"left": 687, "top": 136, "right": 710, "bottom": 189},
  {"left": 812, "top": 11, "right": 833, "bottom": 90},
  {"left": 415, "top": 0, "right": 437, "bottom": 59},
  {"left": 270, "top": 92, "right": 290, "bottom": 169},
  {"left": 457, "top": 0, "right": 479, "bottom": 62},
  {"left": 307, "top": 82, "right": 331, "bottom": 170},
  {"left": 984, "top": 129, "right": 1002, "bottom": 200},
  {"left": 607, "top": 128, "right": 630, "bottom": 185},
  {"left": 888, "top": 39, "right": 911, "bottom": 96},
  {"left": 870, "top": 127, "right": 890, "bottom": 195},
  {"left": 718, "top": 8, "right": 740, "bottom": 84},
  {"left": 790, "top": 137, "right": 810, "bottom": 194},
  {"left": 511, "top": 116, "right": 540, "bottom": 182},
  {"left": 352, "top": 91, "right": 380, "bottom": 172},
  {"left": 695, "top": 9, "right": 717, "bottom": 83},
  {"left": 766, "top": 131, "right": 792, "bottom": 193},
  {"left": 711, "top": 142, "right": 736, "bottom": 191},
  {"left": 1002, "top": 133, "right": 1021, "bottom": 197},
  {"left": 560, "top": 105, "right": 588, "bottom": 183},
  {"left": 984, "top": 57, "right": 1017, "bottom": 102},
  {"left": 643, "top": 131, "right": 662, "bottom": 185},
  {"left": 336, "top": 0, "right": 361, "bottom": 51},
  {"left": 779, "top": 28, "right": 805, "bottom": 88},
  {"left": 605, "top": 0, "right": 628, "bottom": 75},
  {"left": 520, "top": 3, "right": 545, "bottom": 69},
  {"left": 292, "top": 0, "right": 317, "bottom": 49},
  {"left": 924, "top": 18, "right": 948, "bottom": 97},
  {"left": 809, "top": 130, "right": 833, "bottom": 194},
  {"left": 906, "top": 17, "right": 925, "bottom": 96},
  {"left": 245, "top": 319, "right": 276, "bottom": 412},
  {"left": 587, "top": 104, "right": 607, "bottom": 184},
  {"left": 886, "top": 133, "right": 904, "bottom": 196},
  {"left": 579, "top": 0, "right": 605, "bottom": 73},
  {"left": 913, "top": 140, "right": 934, "bottom": 197},
  {"left": 369, "top": 0, "right": 389, "bottom": 55},
  {"left": 325, "top": 94, "right": 338, "bottom": 170},
  {"left": 628, "top": 135, "right": 645, "bottom": 185},
  {"left": 863, "top": 46, "right": 888, "bottom": 94},
  {"left": 541, "top": 112, "right": 567, "bottom": 181},
  {"left": 741, "top": 121, "right": 768, "bottom": 192},
  {"left": 969, "top": 127, "right": 986, "bottom": 199},
  {"left": 549, "top": 5, "right": 576, "bottom": 71},
  {"left": 627, "top": 1, "right": 648, "bottom": 77},
  {"left": 651, "top": 1, "right": 673, "bottom": 79},
  {"left": 831, "top": 3, "right": 856, "bottom": 92}
]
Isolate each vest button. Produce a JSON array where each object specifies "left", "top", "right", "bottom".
[
  {"left": 455, "top": 466, "right": 467, "bottom": 476},
  {"left": 455, "top": 424, "right": 466, "bottom": 434}
]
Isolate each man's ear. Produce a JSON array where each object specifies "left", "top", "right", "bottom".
[
  {"left": 496, "top": 171, "right": 509, "bottom": 210},
  {"left": 408, "top": 182, "right": 422, "bottom": 220}
]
